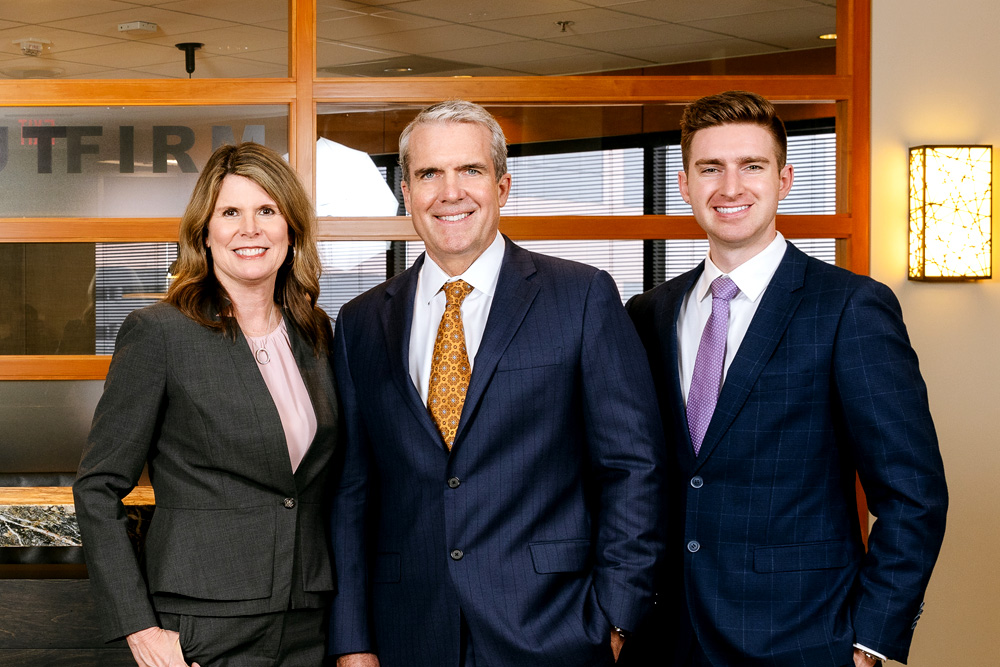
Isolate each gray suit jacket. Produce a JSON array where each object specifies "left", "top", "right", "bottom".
[{"left": 74, "top": 301, "right": 338, "bottom": 642}]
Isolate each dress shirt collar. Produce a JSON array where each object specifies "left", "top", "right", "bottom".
[
  {"left": 416, "top": 231, "right": 506, "bottom": 304},
  {"left": 693, "top": 231, "right": 788, "bottom": 305}
]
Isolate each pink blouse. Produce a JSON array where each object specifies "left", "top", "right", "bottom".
[{"left": 245, "top": 318, "right": 317, "bottom": 473}]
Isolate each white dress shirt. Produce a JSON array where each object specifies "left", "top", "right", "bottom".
[
  {"left": 677, "top": 232, "right": 787, "bottom": 405},
  {"left": 408, "top": 232, "right": 505, "bottom": 404}
]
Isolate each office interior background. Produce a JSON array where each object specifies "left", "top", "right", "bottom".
[{"left": 0, "top": 0, "right": 995, "bottom": 664}]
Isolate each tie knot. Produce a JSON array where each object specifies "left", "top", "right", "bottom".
[
  {"left": 710, "top": 275, "right": 739, "bottom": 302},
  {"left": 442, "top": 279, "right": 474, "bottom": 306}
]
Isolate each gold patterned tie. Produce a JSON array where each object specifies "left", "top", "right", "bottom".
[{"left": 428, "top": 280, "right": 474, "bottom": 450}]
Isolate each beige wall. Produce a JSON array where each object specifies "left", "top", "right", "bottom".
[{"left": 871, "top": 1, "right": 1000, "bottom": 664}]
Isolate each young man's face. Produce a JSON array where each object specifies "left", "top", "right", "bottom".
[
  {"left": 401, "top": 121, "right": 511, "bottom": 277},
  {"left": 679, "top": 122, "right": 793, "bottom": 269}
]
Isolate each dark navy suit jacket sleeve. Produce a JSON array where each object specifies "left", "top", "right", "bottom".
[
  {"left": 831, "top": 276, "right": 948, "bottom": 659},
  {"left": 328, "top": 311, "right": 374, "bottom": 656}
]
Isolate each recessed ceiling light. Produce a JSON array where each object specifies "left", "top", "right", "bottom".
[
  {"left": 819, "top": 33, "right": 837, "bottom": 40},
  {"left": 384, "top": 67, "right": 412, "bottom": 72}
]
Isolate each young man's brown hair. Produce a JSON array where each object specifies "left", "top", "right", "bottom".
[{"left": 679, "top": 90, "right": 788, "bottom": 170}]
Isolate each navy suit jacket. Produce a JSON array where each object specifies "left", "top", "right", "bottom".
[
  {"left": 626, "top": 243, "right": 947, "bottom": 666},
  {"left": 329, "top": 239, "right": 666, "bottom": 667}
]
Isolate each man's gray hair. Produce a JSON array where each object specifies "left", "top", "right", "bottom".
[{"left": 398, "top": 100, "right": 508, "bottom": 184}]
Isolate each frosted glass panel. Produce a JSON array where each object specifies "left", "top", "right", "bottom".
[{"left": 0, "top": 106, "right": 287, "bottom": 217}]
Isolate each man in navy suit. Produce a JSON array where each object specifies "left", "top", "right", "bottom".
[
  {"left": 625, "top": 91, "right": 948, "bottom": 667},
  {"left": 328, "top": 100, "right": 666, "bottom": 667}
]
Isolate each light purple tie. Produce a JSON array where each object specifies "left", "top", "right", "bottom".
[{"left": 687, "top": 276, "right": 740, "bottom": 456}]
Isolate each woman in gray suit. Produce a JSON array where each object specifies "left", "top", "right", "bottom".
[{"left": 74, "top": 142, "right": 339, "bottom": 667}]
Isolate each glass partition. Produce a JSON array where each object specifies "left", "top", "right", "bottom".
[
  {"left": 316, "top": 0, "right": 836, "bottom": 77},
  {"left": 0, "top": 2, "right": 289, "bottom": 79},
  {"left": 315, "top": 102, "right": 838, "bottom": 218},
  {"left": 0, "top": 106, "right": 288, "bottom": 217}
]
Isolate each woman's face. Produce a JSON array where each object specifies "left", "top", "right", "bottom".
[{"left": 205, "top": 174, "right": 290, "bottom": 295}]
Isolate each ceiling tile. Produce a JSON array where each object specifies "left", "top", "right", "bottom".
[
  {"left": 513, "top": 51, "right": 653, "bottom": 75},
  {"left": 146, "top": 24, "right": 288, "bottom": 55},
  {"left": 426, "top": 39, "right": 595, "bottom": 67},
  {"left": 64, "top": 66, "right": 170, "bottom": 79},
  {"left": 469, "top": 7, "right": 663, "bottom": 39},
  {"left": 0, "top": 25, "right": 121, "bottom": 58},
  {"left": 51, "top": 40, "right": 179, "bottom": 68},
  {"left": 0, "top": 56, "right": 112, "bottom": 79},
  {"left": 618, "top": 38, "right": 783, "bottom": 66},
  {"left": 317, "top": 40, "right": 404, "bottom": 68},
  {"left": 156, "top": 0, "right": 289, "bottom": 25},
  {"left": 556, "top": 22, "right": 725, "bottom": 51},
  {"left": 347, "top": 23, "right": 529, "bottom": 55},
  {"left": 318, "top": 4, "right": 445, "bottom": 40},
  {"left": 43, "top": 7, "right": 235, "bottom": 40},
  {"left": 383, "top": 0, "right": 590, "bottom": 23},
  {"left": 319, "top": 53, "right": 521, "bottom": 77},
  {"left": 685, "top": 7, "right": 836, "bottom": 49},
  {"left": 606, "top": 0, "right": 818, "bottom": 23},
  {"left": 0, "top": 0, "right": 135, "bottom": 24},
  {"left": 138, "top": 53, "right": 287, "bottom": 78},
  {"left": 318, "top": 0, "right": 405, "bottom": 6},
  {"left": 239, "top": 47, "right": 291, "bottom": 66}
]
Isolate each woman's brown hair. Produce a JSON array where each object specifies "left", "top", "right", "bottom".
[{"left": 165, "top": 142, "right": 331, "bottom": 355}]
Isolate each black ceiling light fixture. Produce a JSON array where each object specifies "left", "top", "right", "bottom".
[{"left": 175, "top": 42, "right": 203, "bottom": 78}]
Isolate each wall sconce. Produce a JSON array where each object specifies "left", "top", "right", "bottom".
[{"left": 909, "top": 145, "right": 992, "bottom": 280}]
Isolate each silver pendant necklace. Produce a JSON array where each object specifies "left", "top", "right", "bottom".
[{"left": 251, "top": 306, "right": 276, "bottom": 365}]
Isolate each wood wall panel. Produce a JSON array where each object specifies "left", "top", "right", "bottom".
[{"left": 311, "top": 75, "right": 853, "bottom": 104}]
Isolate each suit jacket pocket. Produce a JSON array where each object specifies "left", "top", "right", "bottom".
[
  {"left": 496, "top": 347, "right": 563, "bottom": 371},
  {"left": 529, "top": 539, "right": 592, "bottom": 574},
  {"left": 753, "top": 540, "right": 849, "bottom": 573},
  {"left": 372, "top": 553, "right": 401, "bottom": 583},
  {"left": 145, "top": 506, "right": 275, "bottom": 601}
]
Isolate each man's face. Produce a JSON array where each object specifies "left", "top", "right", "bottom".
[
  {"left": 679, "top": 122, "right": 793, "bottom": 269},
  {"left": 401, "top": 121, "right": 511, "bottom": 276}
]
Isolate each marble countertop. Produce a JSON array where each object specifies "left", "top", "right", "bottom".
[{"left": 0, "top": 486, "right": 155, "bottom": 548}]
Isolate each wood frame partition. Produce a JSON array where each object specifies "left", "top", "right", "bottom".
[{"left": 0, "top": 0, "right": 871, "bottom": 381}]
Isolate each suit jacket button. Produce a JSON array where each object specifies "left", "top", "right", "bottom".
[
  {"left": 687, "top": 540, "right": 700, "bottom": 553},
  {"left": 283, "top": 497, "right": 296, "bottom": 509},
  {"left": 448, "top": 477, "right": 461, "bottom": 489},
  {"left": 690, "top": 476, "right": 704, "bottom": 489},
  {"left": 450, "top": 549, "right": 464, "bottom": 561}
]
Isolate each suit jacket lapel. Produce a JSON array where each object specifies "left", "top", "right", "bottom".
[
  {"left": 286, "top": 317, "right": 338, "bottom": 484},
  {"left": 227, "top": 328, "right": 297, "bottom": 492},
  {"left": 694, "top": 243, "right": 808, "bottom": 468},
  {"left": 380, "top": 255, "right": 448, "bottom": 449},
  {"left": 453, "top": 240, "right": 539, "bottom": 449}
]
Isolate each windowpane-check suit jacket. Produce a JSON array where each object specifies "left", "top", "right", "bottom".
[{"left": 625, "top": 243, "right": 948, "bottom": 666}]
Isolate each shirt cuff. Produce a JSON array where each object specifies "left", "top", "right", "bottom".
[{"left": 854, "top": 643, "right": 888, "bottom": 661}]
